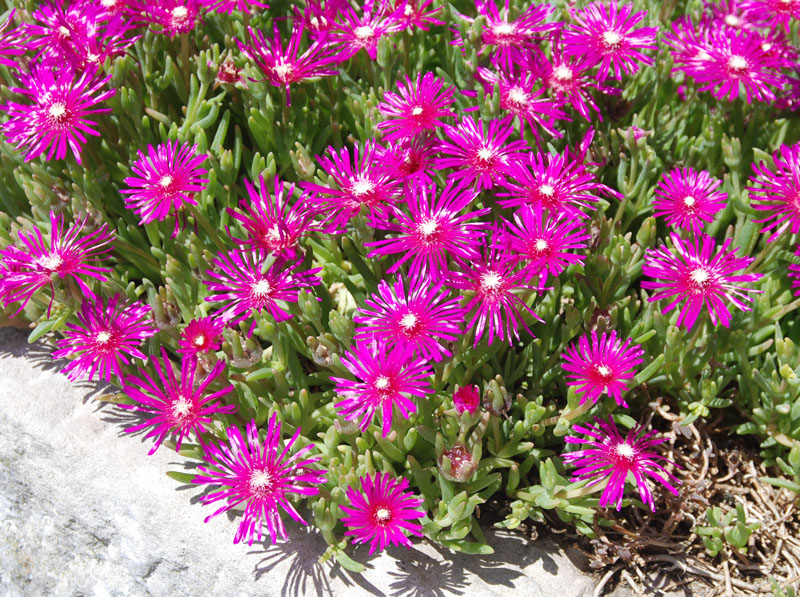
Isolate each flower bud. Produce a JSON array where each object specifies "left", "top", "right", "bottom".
[
  {"left": 438, "top": 443, "right": 478, "bottom": 483},
  {"left": 483, "top": 377, "right": 511, "bottom": 416},
  {"left": 453, "top": 384, "right": 480, "bottom": 415}
]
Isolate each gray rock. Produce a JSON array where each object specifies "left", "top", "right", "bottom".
[{"left": 0, "top": 327, "right": 629, "bottom": 597}]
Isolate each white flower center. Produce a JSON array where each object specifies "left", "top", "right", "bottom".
[
  {"left": 159, "top": 175, "right": 173, "bottom": 188},
  {"left": 375, "top": 507, "right": 391, "bottom": 521},
  {"left": 101, "top": 0, "right": 117, "bottom": 7},
  {"left": 418, "top": 218, "right": 438, "bottom": 237},
  {"left": 724, "top": 14, "right": 741, "bottom": 26},
  {"left": 252, "top": 279, "right": 272, "bottom": 296},
  {"left": 690, "top": 268, "right": 709, "bottom": 284},
  {"left": 58, "top": 25, "right": 70, "bottom": 38},
  {"left": 596, "top": 364, "right": 612, "bottom": 377},
  {"left": 615, "top": 442, "right": 635, "bottom": 460},
  {"left": 273, "top": 62, "right": 293, "bottom": 80},
  {"left": 265, "top": 225, "right": 282, "bottom": 242},
  {"left": 684, "top": 195, "right": 696, "bottom": 207},
  {"left": 171, "top": 395, "right": 192, "bottom": 418},
  {"left": 410, "top": 106, "right": 424, "bottom": 116},
  {"left": 476, "top": 147, "right": 494, "bottom": 161},
  {"left": 192, "top": 334, "right": 205, "bottom": 346},
  {"left": 375, "top": 376, "right": 390, "bottom": 390},
  {"left": 404, "top": 4, "right": 413, "bottom": 15},
  {"left": 400, "top": 313, "right": 418, "bottom": 330},
  {"left": 492, "top": 22, "right": 515, "bottom": 36},
  {"left": 49, "top": 103, "right": 66, "bottom": 119},
  {"left": 602, "top": 31, "right": 622, "bottom": 47},
  {"left": 96, "top": 331, "right": 111, "bottom": 344},
  {"left": 249, "top": 469, "right": 275, "bottom": 491},
  {"left": 507, "top": 87, "right": 527, "bottom": 106},
  {"left": 534, "top": 238, "right": 548, "bottom": 252},
  {"left": 554, "top": 65, "right": 573, "bottom": 81},
  {"left": 172, "top": 6, "right": 188, "bottom": 19},
  {"left": 762, "top": 42, "right": 772, "bottom": 52},
  {"left": 354, "top": 25, "right": 374, "bottom": 40},
  {"left": 728, "top": 55, "right": 748, "bottom": 71},
  {"left": 480, "top": 271, "right": 502, "bottom": 291},
  {"left": 38, "top": 254, "right": 63, "bottom": 270},
  {"left": 539, "top": 184, "right": 555, "bottom": 197},
  {"left": 351, "top": 178, "right": 374, "bottom": 197}
]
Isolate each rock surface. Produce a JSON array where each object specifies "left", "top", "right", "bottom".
[{"left": 0, "top": 327, "right": 630, "bottom": 597}]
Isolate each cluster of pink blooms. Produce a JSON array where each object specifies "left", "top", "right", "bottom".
[{"left": 2, "top": 0, "right": 799, "bottom": 552}]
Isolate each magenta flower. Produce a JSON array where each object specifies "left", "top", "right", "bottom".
[
  {"left": 453, "top": 385, "right": 480, "bottom": 415},
  {"left": 563, "top": 2, "right": 658, "bottom": 81},
  {"left": 291, "top": 0, "right": 341, "bottom": 41},
  {"left": 329, "top": 5, "right": 402, "bottom": 61},
  {"left": 24, "top": 2, "right": 99, "bottom": 63},
  {"left": 364, "top": 181, "right": 489, "bottom": 280},
  {"left": 238, "top": 23, "right": 338, "bottom": 105},
  {"left": 120, "top": 140, "right": 209, "bottom": 234},
  {"left": 497, "top": 151, "right": 619, "bottom": 218},
  {"left": 177, "top": 316, "right": 225, "bottom": 357},
  {"left": 748, "top": 142, "right": 800, "bottom": 242},
  {"left": 227, "top": 175, "right": 319, "bottom": 259},
  {"left": 377, "top": 71, "right": 457, "bottom": 142},
  {"left": 447, "top": 234, "right": 541, "bottom": 347},
  {"left": 213, "top": 0, "right": 269, "bottom": 14},
  {"left": 0, "top": 212, "right": 114, "bottom": 316},
  {"left": 53, "top": 294, "right": 156, "bottom": 383},
  {"left": 740, "top": 0, "right": 800, "bottom": 30},
  {"left": 473, "top": 0, "right": 555, "bottom": 70},
  {"left": 303, "top": 142, "right": 400, "bottom": 233},
  {"left": 376, "top": 135, "right": 439, "bottom": 186},
  {"left": 193, "top": 415, "right": 326, "bottom": 545},
  {"left": 340, "top": 472, "right": 425, "bottom": 555},
  {"left": 332, "top": 342, "right": 433, "bottom": 437},
  {"left": 393, "top": 0, "right": 443, "bottom": 31},
  {"left": 120, "top": 348, "right": 235, "bottom": 454},
  {"left": 501, "top": 204, "right": 590, "bottom": 285},
  {"left": 653, "top": 167, "right": 727, "bottom": 233},
  {"left": 2, "top": 66, "right": 114, "bottom": 165},
  {"left": 563, "top": 416, "right": 681, "bottom": 511},
  {"left": 642, "top": 232, "right": 763, "bottom": 329},
  {"left": 436, "top": 116, "right": 528, "bottom": 191},
  {"left": 0, "top": 9, "right": 25, "bottom": 69},
  {"left": 354, "top": 276, "right": 463, "bottom": 362},
  {"left": 203, "top": 249, "right": 321, "bottom": 333},
  {"left": 135, "top": 0, "right": 211, "bottom": 36},
  {"left": 561, "top": 329, "right": 644, "bottom": 407}
]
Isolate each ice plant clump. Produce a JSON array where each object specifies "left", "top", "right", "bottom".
[
  {"left": 332, "top": 342, "right": 433, "bottom": 437},
  {"left": 53, "top": 294, "right": 156, "bottom": 382},
  {"left": 642, "top": 232, "right": 763, "bottom": 329},
  {"left": 121, "top": 140, "right": 209, "bottom": 234},
  {"left": 177, "top": 316, "right": 225, "bottom": 357},
  {"left": 563, "top": 416, "right": 681, "bottom": 511},
  {"left": 377, "top": 71, "right": 457, "bottom": 141},
  {"left": 376, "top": 135, "right": 439, "bottom": 185},
  {"left": 354, "top": 276, "right": 463, "bottom": 362},
  {"left": 340, "top": 472, "right": 425, "bottom": 555},
  {"left": 2, "top": 66, "right": 114, "bottom": 164},
  {"left": 119, "top": 348, "right": 235, "bottom": 454},
  {"left": 652, "top": 167, "right": 727, "bottom": 233},
  {"left": 193, "top": 415, "right": 326, "bottom": 545},
  {"left": 0, "top": 212, "right": 114, "bottom": 315},
  {"left": 748, "top": 142, "right": 800, "bottom": 242},
  {"left": 561, "top": 330, "right": 645, "bottom": 407}
]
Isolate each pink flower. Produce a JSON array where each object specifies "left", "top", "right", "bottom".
[
  {"left": 193, "top": 415, "right": 326, "bottom": 545},
  {"left": 748, "top": 142, "right": 800, "bottom": 242},
  {"left": 563, "top": 416, "right": 681, "bottom": 511},
  {"left": 133, "top": 0, "right": 212, "bottom": 36},
  {"left": 53, "top": 294, "right": 156, "bottom": 383},
  {"left": 486, "top": 69, "right": 568, "bottom": 139},
  {"left": 642, "top": 232, "right": 763, "bottom": 329},
  {"left": 340, "top": 472, "right": 425, "bottom": 555},
  {"left": 2, "top": 66, "right": 114, "bottom": 165},
  {"left": 474, "top": 0, "right": 556, "bottom": 70},
  {"left": 653, "top": 167, "right": 727, "bottom": 233},
  {"left": 453, "top": 385, "right": 480, "bottom": 415},
  {"left": 121, "top": 140, "right": 209, "bottom": 234},
  {"left": 0, "top": 9, "right": 25, "bottom": 69},
  {"left": 501, "top": 204, "right": 590, "bottom": 285},
  {"left": 376, "top": 135, "right": 439, "bottom": 185},
  {"left": 497, "top": 151, "right": 619, "bottom": 218},
  {"left": 177, "top": 316, "right": 225, "bottom": 357},
  {"left": 377, "top": 72, "right": 457, "bottom": 141},
  {"left": 120, "top": 348, "right": 235, "bottom": 454},
  {"left": 291, "top": 0, "right": 341, "bottom": 41},
  {"left": 392, "top": 0, "right": 443, "bottom": 31},
  {"left": 447, "top": 233, "right": 541, "bottom": 347},
  {"left": 303, "top": 141, "right": 400, "bottom": 233},
  {"left": 436, "top": 116, "right": 528, "bottom": 190},
  {"left": 203, "top": 249, "right": 321, "bottom": 334},
  {"left": 227, "top": 175, "right": 319, "bottom": 259},
  {"left": 0, "top": 212, "right": 114, "bottom": 316},
  {"left": 354, "top": 275, "right": 463, "bottom": 362},
  {"left": 24, "top": 1, "right": 100, "bottom": 63},
  {"left": 329, "top": 4, "right": 403, "bottom": 61},
  {"left": 213, "top": 0, "right": 269, "bottom": 14},
  {"left": 561, "top": 329, "right": 644, "bottom": 407},
  {"left": 365, "top": 181, "right": 489, "bottom": 280},
  {"left": 238, "top": 23, "right": 338, "bottom": 105},
  {"left": 332, "top": 342, "right": 433, "bottom": 437},
  {"left": 740, "top": 0, "right": 800, "bottom": 30},
  {"left": 562, "top": 2, "right": 658, "bottom": 81}
]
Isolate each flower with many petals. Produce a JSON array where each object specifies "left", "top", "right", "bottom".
[
  {"left": 120, "top": 348, "right": 235, "bottom": 454},
  {"left": 332, "top": 342, "right": 433, "bottom": 437},
  {"left": 377, "top": 71, "right": 457, "bottom": 141},
  {"left": 194, "top": 415, "right": 326, "bottom": 545},
  {"left": 177, "top": 316, "right": 225, "bottom": 357},
  {"left": 0, "top": 212, "right": 114, "bottom": 316},
  {"left": 392, "top": 0, "right": 443, "bottom": 31},
  {"left": 561, "top": 329, "right": 644, "bottom": 407},
  {"left": 653, "top": 167, "right": 727, "bottom": 233},
  {"left": 213, "top": 0, "right": 269, "bottom": 14},
  {"left": 2, "top": 66, "right": 114, "bottom": 165},
  {"left": 563, "top": 416, "right": 681, "bottom": 511},
  {"left": 365, "top": 180, "right": 489, "bottom": 280},
  {"left": 340, "top": 472, "right": 425, "bottom": 555},
  {"left": 53, "top": 294, "right": 156, "bottom": 382},
  {"left": 354, "top": 276, "right": 463, "bottom": 362},
  {"left": 376, "top": 135, "right": 439, "bottom": 186},
  {"left": 473, "top": 0, "right": 555, "bottom": 70},
  {"left": 741, "top": 0, "right": 800, "bottom": 30},
  {"left": 0, "top": 9, "right": 25, "bottom": 69},
  {"left": 642, "top": 232, "right": 763, "bottom": 329},
  {"left": 135, "top": 0, "right": 211, "bottom": 36},
  {"left": 329, "top": 5, "right": 402, "bottom": 61},
  {"left": 748, "top": 142, "right": 800, "bottom": 242},
  {"left": 120, "top": 140, "right": 209, "bottom": 234}
]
